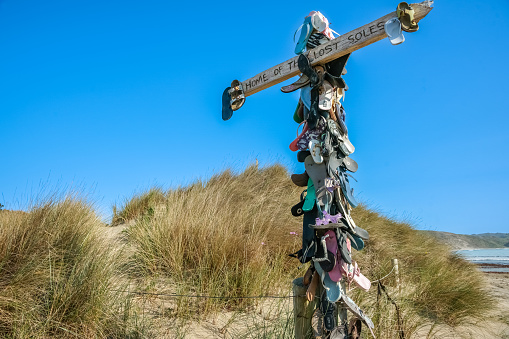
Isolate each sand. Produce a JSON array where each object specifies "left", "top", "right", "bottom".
[
  {"left": 99, "top": 225, "right": 509, "bottom": 338},
  {"left": 416, "top": 272, "right": 509, "bottom": 339}
]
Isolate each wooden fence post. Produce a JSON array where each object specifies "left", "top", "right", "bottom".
[
  {"left": 293, "top": 277, "right": 317, "bottom": 339},
  {"left": 293, "top": 278, "right": 349, "bottom": 339},
  {"left": 392, "top": 258, "right": 400, "bottom": 293}
]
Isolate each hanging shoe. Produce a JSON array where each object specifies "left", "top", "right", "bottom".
[
  {"left": 291, "top": 172, "right": 310, "bottom": 187},
  {"left": 397, "top": 2, "right": 419, "bottom": 32},
  {"left": 329, "top": 326, "right": 347, "bottom": 339},
  {"left": 314, "top": 232, "right": 336, "bottom": 272},
  {"left": 320, "top": 295, "right": 337, "bottom": 331},
  {"left": 340, "top": 294, "right": 375, "bottom": 332},
  {"left": 311, "top": 308, "right": 324, "bottom": 338},
  {"left": 348, "top": 318, "right": 362, "bottom": 339},
  {"left": 342, "top": 156, "right": 358, "bottom": 173},
  {"left": 297, "top": 150, "right": 311, "bottom": 162},
  {"left": 281, "top": 74, "right": 310, "bottom": 93},
  {"left": 318, "top": 81, "right": 334, "bottom": 111},
  {"left": 337, "top": 168, "right": 358, "bottom": 208},
  {"left": 384, "top": 17, "right": 405, "bottom": 45},
  {"left": 295, "top": 16, "right": 313, "bottom": 55},
  {"left": 291, "top": 199, "right": 305, "bottom": 217},
  {"left": 293, "top": 101, "right": 304, "bottom": 123},
  {"left": 309, "top": 139, "right": 324, "bottom": 164}
]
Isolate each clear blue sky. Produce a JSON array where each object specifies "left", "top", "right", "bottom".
[{"left": 1, "top": 0, "right": 508, "bottom": 234}]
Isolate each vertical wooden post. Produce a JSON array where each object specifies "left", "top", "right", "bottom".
[
  {"left": 293, "top": 277, "right": 317, "bottom": 339},
  {"left": 392, "top": 258, "right": 400, "bottom": 293},
  {"left": 338, "top": 280, "right": 347, "bottom": 326}
]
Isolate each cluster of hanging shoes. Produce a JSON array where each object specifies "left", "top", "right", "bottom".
[
  {"left": 286, "top": 11, "right": 376, "bottom": 339},
  {"left": 384, "top": 2, "right": 422, "bottom": 45}
]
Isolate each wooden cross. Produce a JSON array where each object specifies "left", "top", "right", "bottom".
[{"left": 222, "top": 1, "right": 433, "bottom": 120}]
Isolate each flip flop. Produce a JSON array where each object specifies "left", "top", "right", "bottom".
[
  {"left": 325, "top": 53, "right": 350, "bottom": 78},
  {"left": 338, "top": 136, "right": 355, "bottom": 156},
  {"left": 337, "top": 230, "right": 352, "bottom": 264},
  {"left": 282, "top": 74, "right": 310, "bottom": 93},
  {"left": 311, "top": 308, "right": 324, "bottom": 338},
  {"left": 338, "top": 168, "right": 358, "bottom": 208},
  {"left": 291, "top": 172, "right": 309, "bottom": 187},
  {"left": 336, "top": 104, "right": 348, "bottom": 135},
  {"left": 305, "top": 155, "right": 331, "bottom": 211},
  {"left": 297, "top": 150, "right": 311, "bottom": 162},
  {"left": 221, "top": 87, "right": 233, "bottom": 121},
  {"left": 350, "top": 233, "right": 365, "bottom": 251},
  {"left": 329, "top": 326, "right": 347, "bottom": 339},
  {"left": 384, "top": 17, "right": 405, "bottom": 45},
  {"left": 347, "top": 261, "right": 371, "bottom": 291},
  {"left": 320, "top": 284, "right": 342, "bottom": 331},
  {"left": 289, "top": 118, "right": 327, "bottom": 152},
  {"left": 352, "top": 225, "right": 369, "bottom": 240},
  {"left": 397, "top": 2, "right": 419, "bottom": 32},
  {"left": 306, "top": 270, "right": 320, "bottom": 301},
  {"left": 329, "top": 259, "right": 342, "bottom": 282},
  {"left": 291, "top": 199, "right": 305, "bottom": 217},
  {"left": 309, "top": 139, "right": 323, "bottom": 164},
  {"left": 340, "top": 294, "right": 375, "bottom": 331},
  {"left": 314, "top": 233, "right": 336, "bottom": 272},
  {"left": 327, "top": 230, "right": 343, "bottom": 282},
  {"left": 328, "top": 151, "right": 344, "bottom": 176},
  {"left": 342, "top": 156, "right": 358, "bottom": 173},
  {"left": 327, "top": 118, "right": 344, "bottom": 141},
  {"left": 335, "top": 205, "right": 369, "bottom": 240},
  {"left": 294, "top": 16, "right": 313, "bottom": 55},
  {"left": 303, "top": 178, "right": 316, "bottom": 212},
  {"left": 289, "top": 123, "right": 309, "bottom": 152},
  {"left": 320, "top": 295, "right": 336, "bottom": 331},
  {"left": 303, "top": 265, "right": 315, "bottom": 286},
  {"left": 318, "top": 81, "right": 334, "bottom": 111},
  {"left": 315, "top": 257, "right": 341, "bottom": 304},
  {"left": 298, "top": 53, "right": 320, "bottom": 87},
  {"left": 292, "top": 101, "right": 304, "bottom": 123},
  {"left": 348, "top": 318, "right": 362, "bottom": 339},
  {"left": 229, "top": 80, "right": 245, "bottom": 111}
]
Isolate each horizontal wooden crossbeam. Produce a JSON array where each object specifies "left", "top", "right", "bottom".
[{"left": 241, "top": 2, "right": 433, "bottom": 97}]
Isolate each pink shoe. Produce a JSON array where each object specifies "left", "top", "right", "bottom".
[{"left": 348, "top": 261, "right": 371, "bottom": 291}]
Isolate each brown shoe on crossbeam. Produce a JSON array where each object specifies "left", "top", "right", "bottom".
[{"left": 291, "top": 172, "right": 309, "bottom": 187}]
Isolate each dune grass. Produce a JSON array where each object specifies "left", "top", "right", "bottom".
[
  {"left": 0, "top": 163, "right": 496, "bottom": 338},
  {"left": 350, "top": 207, "right": 492, "bottom": 329},
  {"left": 118, "top": 164, "right": 303, "bottom": 317},
  {"left": 114, "top": 163, "right": 495, "bottom": 336},
  {"left": 0, "top": 196, "right": 143, "bottom": 338}
]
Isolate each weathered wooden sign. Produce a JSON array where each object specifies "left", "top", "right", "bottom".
[{"left": 222, "top": 2, "right": 433, "bottom": 120}]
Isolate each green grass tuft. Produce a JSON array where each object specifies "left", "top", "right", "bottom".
[{"left": 0, "top": 196, "right": 144, "bottom": 338}]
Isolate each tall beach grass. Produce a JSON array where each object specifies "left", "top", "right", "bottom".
[
  {"left": 114, "top": 163, "right": 495, "bottom": 336},
  {"left": 0, "top": 195, "right": 143, "bottom": 338}
]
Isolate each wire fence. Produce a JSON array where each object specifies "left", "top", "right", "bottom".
[{"left": 111, "top": 261, "right": 398, "bottom": 301}]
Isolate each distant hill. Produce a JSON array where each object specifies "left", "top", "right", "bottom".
[{"left": 422, "top": 231, "right": 509, "bottom": 250}]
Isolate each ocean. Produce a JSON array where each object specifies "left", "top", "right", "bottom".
[{"left": 456, "top": 248, "right": 509, "bottom": 273}]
